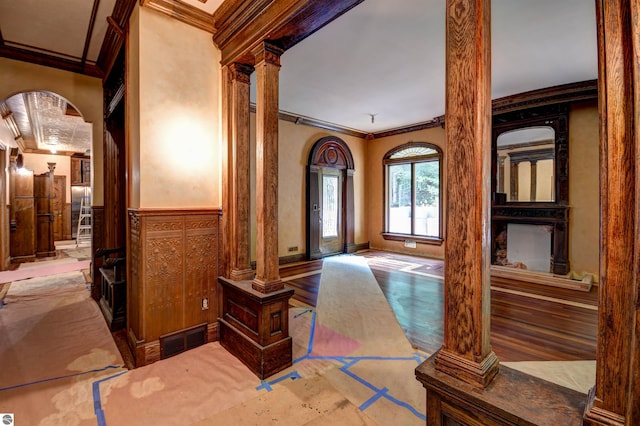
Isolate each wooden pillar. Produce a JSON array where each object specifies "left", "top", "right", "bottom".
[
  {"left": 509, "top": 159, "right": 518, "bottom": 201},
  {"left": 221, "top": 62, "right": 254, "bottom": 281},
  {"left": 433, "top": 0, "right": 499, "bottom": 388},
  {"left": 252, "top": 41, "right": 283, "bottom": 294},
  {"left": 529, "top": 160, "right": 537, "bottom": 201},
  {"left": 584, "top": 1, "right": 640, "bottom": 424}
]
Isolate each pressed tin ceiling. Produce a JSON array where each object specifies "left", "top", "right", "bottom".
[{"left": 1, "top": 0, "right": 598, "bottom": 144}]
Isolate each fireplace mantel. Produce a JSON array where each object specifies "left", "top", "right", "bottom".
[{"left": 491, "top": 203, "right": 569, "bottom": 275}]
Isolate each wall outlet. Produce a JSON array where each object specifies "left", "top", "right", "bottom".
[
  {"left": 287, "top": 246, "right": 298, "bottom": 252},
  {"left": 201, "top": 297, "right": 209, "bottom": 310}
]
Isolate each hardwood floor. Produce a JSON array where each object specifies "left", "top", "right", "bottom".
[{"left": 280, "top": 250, "right": 598, "bottom": 363}]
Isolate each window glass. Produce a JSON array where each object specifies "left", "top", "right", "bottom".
[{"left": 384, "top": 143, "right": 442, "bottom": 240}]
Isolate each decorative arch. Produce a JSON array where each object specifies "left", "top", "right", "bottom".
[{"left": 306, "top": 136, "right": 356, "bottom": 259}]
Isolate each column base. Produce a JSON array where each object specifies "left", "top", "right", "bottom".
[
  {"left": 582, "top": 386, "right": 626, "bottom": 425},
  {"left": 252, "top": 277, "right": 284, "bottom": 293},
  {"left": 434, "top": 348, "right": 499, "bottom": 388},
  {"left": 219, "top": 277, "right": 294, "bottom": 379},
  {"left": 230, "top": 267, "right": 254, "bottom": 281}
]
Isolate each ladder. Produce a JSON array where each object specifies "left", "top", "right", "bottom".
[{"left": 76, "top": 187, "right": 92, "bottom": 246}]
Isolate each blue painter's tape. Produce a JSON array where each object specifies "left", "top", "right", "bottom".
[
  {"left": 256, "top": 371, "right": 302, "bottom": 392},
  {"left": 92, "top": 370, "right": 128, "bottom": 426},
  {"left": 359, "top": 387, "right": 389, "bottom": 411}
]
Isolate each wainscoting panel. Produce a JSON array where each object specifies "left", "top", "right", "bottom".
[{"left": 128, "top": 208, "right": 221, "bottom": 366}]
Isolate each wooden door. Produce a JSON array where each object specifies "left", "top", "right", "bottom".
[
  {"left": 319, "top": 168, "right": 343, "bottom": 255},
  {"left": 10, "top": 168, "right": 35, "bottom": 259},
  {"left": 34, "top": 172, "right": 55, "bottom": 257},
  {"left": 52, "top": 176, "right": 66, "bottom": 241}
]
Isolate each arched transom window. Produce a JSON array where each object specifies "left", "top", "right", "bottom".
[{"left": 383, "top": 142, "right": 443, "bottom": 243}]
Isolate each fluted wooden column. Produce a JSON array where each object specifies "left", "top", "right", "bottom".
[
  {"left": 221, "top": 62, "right": 254, "bottom": 281},
  {"left": 434, "top": 0, "right": 499, "bottom": 388},
  {"left": 583, "top": 1, "right": 640, "bottom": 424},
  {"left": 252, "top": 42, "right": 283, "bottom": 293}
]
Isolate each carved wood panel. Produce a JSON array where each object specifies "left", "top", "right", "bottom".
[{"left": 128, "top": 209, "right": 221, "bottom": 366}]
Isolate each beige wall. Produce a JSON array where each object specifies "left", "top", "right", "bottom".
[
  {"left": 0, "top": 58, "right": 104, "bottom": 206},
  {"left": 250, "top": 114, "right": 368, "bottom": 260},
  {"left": 22, "top": 153, "right": 72, "bottom": 201},
  {"left": 569, "top": 101, "right": 599, "bottom": 280},
  {"left": 128, "top": 6, "right": 222, "bottom": 209},
  {"left": 366, "top": 126, "right": 447, "bottom": 259}
]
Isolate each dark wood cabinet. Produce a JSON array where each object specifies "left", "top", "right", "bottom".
[{"left": 71, "top": 156, "right": 91, "bottom": 186}]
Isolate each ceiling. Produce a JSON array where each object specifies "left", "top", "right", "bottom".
[{"left": 0, "top": 0, "right": 598, "bottom": 152}]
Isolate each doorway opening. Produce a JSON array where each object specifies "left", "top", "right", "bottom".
[{"left": 306, "top": 136, "right": 355, "bottom": 259}]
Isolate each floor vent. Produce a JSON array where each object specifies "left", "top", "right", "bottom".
[{"left": 160, "top": 324, "right": 207, "bottom": 359}]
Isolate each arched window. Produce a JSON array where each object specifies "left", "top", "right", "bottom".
[{"left": 383, "top": 142, "right": 443, "bottom": 244}]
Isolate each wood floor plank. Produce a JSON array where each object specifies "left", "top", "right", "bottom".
[{"left": 281, "top": 250, "right": 598, "bottom": 362}]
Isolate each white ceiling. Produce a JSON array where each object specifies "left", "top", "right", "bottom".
[
  {"left": 0, "top": 0, "right": 599, "bottom": 147},
  {"left": 273, "top": 0, "right": 598, "bottom": 133}
]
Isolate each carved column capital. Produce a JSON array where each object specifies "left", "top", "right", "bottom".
[
  {"left": 252, "top": 41, "right": 284, "bottom": 67},
  {"left": 228, "top": 62, "right": 254, "bottom": 84}
]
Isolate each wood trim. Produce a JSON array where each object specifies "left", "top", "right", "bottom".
[
  {"left": 97, "top": 0, "right": 137, "bottom": 80},
  {"left": 249, "top": 80, "right": 595, "bottom": 140},
  {"left": 91, "top": 206, "right": 105, "bottom": 301},
  {"left": 81, "top": 1, "right": 102, "bottom": 66},
  {"left": 381, "top": 233, "right": 444, "bottom": 246},
  {"left": 0, "top": 44, "right": 103, "bottom": 78},
  {"left": 212, "top": 0, "right": 364, "bottom": 66},
  {"left": 141, "top": 0, "right": 216, "bottom": 34}
]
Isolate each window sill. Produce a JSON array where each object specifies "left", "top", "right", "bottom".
[{"left": 381, "top": 233, "right": 444, "bottom": 246}]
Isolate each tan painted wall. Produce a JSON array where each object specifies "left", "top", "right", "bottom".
[
  {"left": 128, "top": 5, "right": 142, "bottom": 209},
  {"left": 129, "top": 6, "right": 222, "bottom": 209},
  {"left": 249, "top": 114, "right": 368, "bottom": 260},
  {"left": 569, "top": 101, "right": 599, "bottom": 280},
  {"left": 366, "top": 127, "right": 447, "bottom": 259},
  {"left": 0, "top": 58, "right": 104, "bottom": 206},
  {"left": 22, "top": 153, "right": 72, "bottom": 201}
]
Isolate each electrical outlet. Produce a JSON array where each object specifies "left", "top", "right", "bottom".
[
  {"left": 287, "top": 246, "right": 298, "bottom": 252},
  {"left": 201, "top": 298, "right": 209, "bottom": 310}
]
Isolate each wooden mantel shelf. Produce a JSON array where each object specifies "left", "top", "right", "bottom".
[{"left": 491, "top": 265, "right": 593, "bottom": 292}]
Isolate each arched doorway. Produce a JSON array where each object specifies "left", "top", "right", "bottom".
[
  {"left": 1, "top": 91, "right": 93, "bottom": 265},
  {"left": 306, "top": 136, "right": 355, "bottom": 260}
]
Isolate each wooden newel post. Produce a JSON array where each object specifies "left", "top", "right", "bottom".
[{"left": 433, "top": 0, "right": 499, "bottom": 388}]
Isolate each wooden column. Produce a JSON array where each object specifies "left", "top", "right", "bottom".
[
  {"left": 509, "top": 160, "right": 518, "bottom": 201},
  {"left": 433, "top": 0, "right": 499, "bottom": 388},
  {"left": 252, "top": 41, "right": 283, "bottom": 293},
  {"left": 529, "top": 160, "right": 537, "bottom": 201},
  {"left": 584, "top": 1, "right": 640, "bottom": 424},
  {"left": 221, "top": 62, "right": 254, "bottom": 281}
]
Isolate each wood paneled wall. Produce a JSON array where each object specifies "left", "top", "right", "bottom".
[{"left": 127, "top": 208, "right": 221, "bottom": 366}]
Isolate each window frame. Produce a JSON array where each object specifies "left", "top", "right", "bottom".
[{"left": 382, "top": 142, "right": 444, "bottom": 245}]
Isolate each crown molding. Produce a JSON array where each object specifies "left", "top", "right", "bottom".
[
  {"left": 212, "top": 0, "right": 364, "bottom": 66},
  {"left": 141, "top": 0, "right": 216, "bottom": 34}
]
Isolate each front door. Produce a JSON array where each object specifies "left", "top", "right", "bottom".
[{"left": 319, "top": 168, "right": 343, "bottom": 255}]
